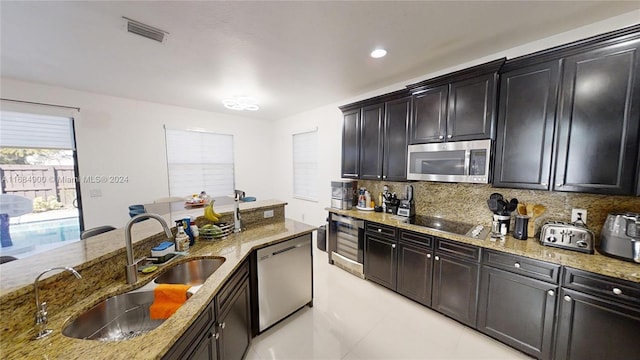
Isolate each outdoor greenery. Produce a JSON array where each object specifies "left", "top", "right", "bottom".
[
  {"left": 32, "top": 196, "right": 64, "bottom": 213},
  {"left": 0, "top": 148, "right": 73, "bottom": 165}
]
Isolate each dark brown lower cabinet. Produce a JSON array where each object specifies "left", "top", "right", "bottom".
[
  {"left": 364, "top": 233, "right": 397, "bottom": 290},
  {"left": 431, "top": 239, "right": 480, "bottom": 327},
  {"left": 163, "top": 261, "right": 251, "bottom": 360},
  {"left": 477, "top": 266, "right": 557, "bottom": 359},
  {"left": 397, "top": 231, "right": 433, "bottom": 307},
  {"left": 554, "top": 288, "right": 640, "bottom": 360}
]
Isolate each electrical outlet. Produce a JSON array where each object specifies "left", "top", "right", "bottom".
[
  {"left": 263, "top": 210, "right": 274, "bottom": 218},
  {"left": 571, "top": 209, "right": 587, "bottom": 224}
]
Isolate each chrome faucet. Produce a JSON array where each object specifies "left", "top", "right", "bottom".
[
  {"left": 125, "top": 213, "right": 173, "bottom": 284},
  {"left": 33, "top": 267, "right": 82, "bottom": 339}
]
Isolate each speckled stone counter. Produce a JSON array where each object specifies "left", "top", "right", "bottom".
[
  {"left": 0, "top": 200, "right": 315, "bottom": 360},
  {"left": 328, "top": 208, "right": 640, "bottom": 283}
]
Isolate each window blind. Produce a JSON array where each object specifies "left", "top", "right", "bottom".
[
  {"left": 0, "top": 111, "right": 75, "bottom": 150},
  {"left": 292, "top": 130, "right": 318, "bottom": 201},
  {"left": 165, "top": 128, "right": 235, "bottom": 198}
]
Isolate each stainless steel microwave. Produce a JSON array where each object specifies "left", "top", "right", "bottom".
[{"left": 407, "top": 139, "right": 492, "bottom": 183}]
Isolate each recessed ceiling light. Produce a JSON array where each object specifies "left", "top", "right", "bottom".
[
  {"left": 370, "top": 48, "right": 387, "bottom": 58},
  {"left": 222, "top": 96, "right": 259, "bottom": 111}
]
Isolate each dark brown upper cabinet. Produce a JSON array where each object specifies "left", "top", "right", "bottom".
[
  {"left": 340, "top": 91, "right": 410, "bottom": 180},
  {"left": 494, "top": 25, "right": 640, "bottom": 195},
  {"left": 554, "top": 38, "right": 640, "bottom": 195},
  {"left": 408, "top": 59, "right": 504, "bottom": 144},
  {"left": 340, "top": 108, "right": 360, "bottom": 178},
  {"left": 493, "top": 60, "right": 561, "bottom": 190}
]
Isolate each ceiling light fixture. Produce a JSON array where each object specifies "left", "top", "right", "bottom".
[
  {"left": 222, "top": 96, "right": 260, "bottom": 111},
  {"left": 370, "top": 48, "right": 387, "bottom": 58}
]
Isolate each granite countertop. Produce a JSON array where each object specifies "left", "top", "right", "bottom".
[
  {"left": 2, "top": 217, "right": 315, "bottom": 360},
  {"left": 328, "top": 208, "right": 640, "bottom": 283}
]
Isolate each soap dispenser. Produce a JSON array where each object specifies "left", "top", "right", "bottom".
[{"left": 174, "top": 220, "right": 189, "bottom": 252}]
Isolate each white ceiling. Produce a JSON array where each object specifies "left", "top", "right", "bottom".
[{"left": 1, "top": 1, "right": 639, "bottom": 120}]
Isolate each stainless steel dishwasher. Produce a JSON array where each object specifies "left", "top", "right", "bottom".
[{"left": 256, "top": 233, "right": 313, "bottom": 332}]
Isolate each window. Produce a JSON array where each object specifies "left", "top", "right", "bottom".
[
  {"left": 292, "top": 129, "right": 318, "bottom": 201},
  {"left": 164, "top": 128, "right": 235, "bottom": 198}
]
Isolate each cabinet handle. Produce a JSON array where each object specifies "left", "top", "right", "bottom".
[
  {"left": 215, "top": 333, "right": 220, "bottom": 340},
  {"left": 547, "top": 290, "right": 555, "bottom": 296},
  {"left": 613, "top": 287, "right": 623, "bottom": 295},
  {"left": 556, "top": 183, "right": 564, "bottom": 187},
  {"left": 383, "top": 176, "right": 387, "bottom": 179},
  {"left": 391, "top": 244, "right": 396, "bottom": 249},
  {"left": 221, "top": 322, "right": 226, "bottom": 329},
  {"left": 541, "top": 183, "right": 547, "bottom": 187},
  {"left": 377, "top": 229, "right": 382, "bottom": 233},
  {"left": 427, "top": 254, "right": 432, "bottom": 259},
  {"left": 439, "top": 135, "right": 444, "bottom": 139},
  {"left": 377, "top": 175, "right": 381, "bottom": 179},
  {"left": 563, "top": 295, "right": 572, "bottom": 302},
  {"left": 514, "top": 262, "right": 521, "bottom": 269},
  {"left": 435, "top": 256, "right": 440, "bottom": 261},
  {"left": 447, "top": 134, "right": 452, "bottom": 139}
]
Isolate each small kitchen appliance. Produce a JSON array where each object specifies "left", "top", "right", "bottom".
[
  {"left": 331, "top": 180, "right": 357, "bottom": 210},
  {"left": 539, "top": 221, "right": 595, "bottom": 254},
  {"left": 397, "top": 185, "right": 415, "bottom": 217},
  {"left": 599, "top": 212, "right": 640, "bottom": 263}
]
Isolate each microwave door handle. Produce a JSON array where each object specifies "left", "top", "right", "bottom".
[{"left": 464, "top": 150, "right": 471, "bottom": 176}]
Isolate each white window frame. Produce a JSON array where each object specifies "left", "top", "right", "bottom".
[
  {"left": 164, "top": 127, "right": 235, "bottom": 199},
  {"left": 292, "top": 129, "right": 318, "bottom": 202}
]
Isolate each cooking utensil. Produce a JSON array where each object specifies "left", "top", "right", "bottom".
[
  {"left": 497, "top": 199, "right": 507, "bottom": 215},
  {"left": 490, "top": 193, "right": 504, "bottom": 201},
  {"left": 517, "top": 203, "right": 527, "bottom": 216},
  {"left": 527, "top": 204, "right": 546, "bottom": 236},
  {"left": 487, "top": 198, "right": 498, "bottom": 213},
  {"left": 507, "top": 198, "right": 518, "bottom": 213},
  {"left": 526, "top": 204, "right": 534, "bottom": 217}
]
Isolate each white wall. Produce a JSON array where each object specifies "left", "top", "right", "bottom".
[
  {"left": 270, "top": 10, "right": 640, "bottom": 228},
  {"left": 0, "top": 79, "right": 276, "bottom": 228}
]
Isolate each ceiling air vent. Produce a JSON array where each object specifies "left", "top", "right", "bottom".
[{"left": 123, "top": 17, "right": 168, "bottom": 43}]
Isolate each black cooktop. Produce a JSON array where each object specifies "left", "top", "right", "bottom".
[{"left": 409, "top": 215, "right": 474, "bottom": 236}]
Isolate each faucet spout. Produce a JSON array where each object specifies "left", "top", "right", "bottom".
[
  {"left": 124, "top": 213, "right": 173, "bottom": 284},
  {"left": 33, "top": 267, "right": 82, "bottom": 340}
]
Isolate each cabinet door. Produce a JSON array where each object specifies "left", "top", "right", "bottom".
[
  {"left": 493, "top": 61, "right": 561, "bottom": 190},
  {"left": 364, "top": 234, "right": 397, "bottom": 290},
  {"left": 397, "top": 240, "right": 433, "bottom": 306},
  {"left": 360, "top": 104, "right": 384, "bottom": 180},
  {"left": 383, "top": 97, "right": 410, "bottom": 181},
  {"left": 477, "top": 266, "right": 557, "bottom": 359},
  {"left": 188, "top": 326, "right": 218, "bottom": 360},
  {"left": 554, "top": 40, "right": 640, "bottom": 194},
  {"left": 218, "top": 279, "right": 251, "bottom": 360},
  {"left": 447, "top": 74, "right": 497, "bottom": 141},
  {"left": 432, "top": 253, "right": 479, "bottom": 327},
  {"left": 555, "top": 288, "right": 640, "bottom": 360},
  {"left": 410, "top": 85, "right": 448, "bottom": 143},
  {"left": 341, "top": 109, "right": 360, "bottom": 178}
]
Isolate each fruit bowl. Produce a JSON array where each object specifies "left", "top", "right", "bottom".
[{"left": 200, "top": 223, "right": 233, "bottom": 241}]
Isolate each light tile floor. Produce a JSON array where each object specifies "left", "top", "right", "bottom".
[{"left": 247, "top": 246, "right": 532, "bottom": 360}]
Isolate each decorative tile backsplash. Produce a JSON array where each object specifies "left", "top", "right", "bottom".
[{"left": 359, "top": 180, "right": 640, "bottom": 239}]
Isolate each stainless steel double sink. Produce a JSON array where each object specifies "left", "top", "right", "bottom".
[{"left": 62, "top": 257, "right": 226, "bottom": 341}]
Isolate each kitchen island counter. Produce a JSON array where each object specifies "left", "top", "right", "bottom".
[{"left": 1, "top": 215, "right": 315, "bottom": 360}]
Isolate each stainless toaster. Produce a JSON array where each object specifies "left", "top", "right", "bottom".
[
  {"left": 600, "top": 212, "right": 640, "bottom": 263},
  {"left": 539, "top": 221, "right": 595, "bottom": 254}
]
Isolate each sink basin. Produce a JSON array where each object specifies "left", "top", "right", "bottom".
[
  {"left": 62, "top": 291, "right": 164, "bottom": 341},
  {"left": 154, "top": 257, "right": 226, "bottom": 285}
]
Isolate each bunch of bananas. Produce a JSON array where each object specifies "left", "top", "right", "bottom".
[{"left": 204, "top": 200, "right": 222, "bottom": 222}]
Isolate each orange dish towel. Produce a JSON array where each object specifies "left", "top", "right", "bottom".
[{"left": 149, "top": 284, "right": 191, "bottom": 320}]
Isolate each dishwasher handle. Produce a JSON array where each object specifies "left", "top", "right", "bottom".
[{"left": 259, "top": 242, "right": 308, "bottom": 260}]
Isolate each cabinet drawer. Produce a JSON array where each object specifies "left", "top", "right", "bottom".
[
  {"left": 435, "top": 238, "right": 480, "bottom": 262},
  {"left": 483, "top": 250, "right": 560, "bottom": 284},
  {"left": 366, "top": 222, "right": 397, "bottom": 238},
  {"left": 217, "top": 260, "right": 249, "bottom": 316},
  {"left": 562, "top": 267, "right": 640, "bottom": 307},
  {"left": 400, "top": 230, "right": 433, "bottom": 248}
]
